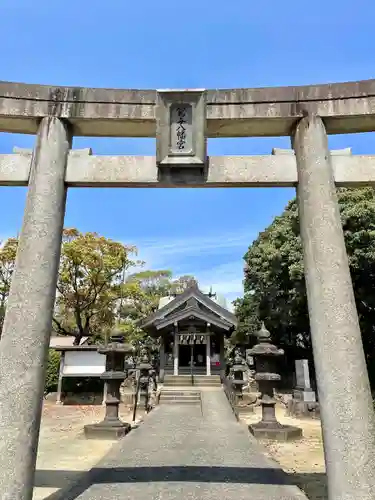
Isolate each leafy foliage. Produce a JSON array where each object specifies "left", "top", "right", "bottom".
[
  {"left": 235, "top": 187, "right": 375, "bottom": 384},
  {"left": 45, "top": 349, "right": 61, "bottom": 393},
  {"left": 0, "top": 238, "right": 18, "bottom": 336},
  {"left": 0, "top": 229, "right": 198, "bottom": 354},
  {"left": 53, "top": 228, "right": 139, "bottom": 345},
  {"left": 117, "top": 270, "right": 197, "bottom": 353}
]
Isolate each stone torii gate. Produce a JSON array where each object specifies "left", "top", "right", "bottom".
[{"left": 0, "top": 80, "right": 375, "bottom": 500}]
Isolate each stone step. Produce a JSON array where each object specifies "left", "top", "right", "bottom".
[
  {"left": 174, "top": 370, "right": 207, "bottom": 374},
  {"left": 171, "top": 379, "right": 221, "bottom": 382},
  {"left": 194, "top": 379, "right": 221, "bottom": 383},
  {"left": 164, "top": 381, "right": 221, "bottom": 387},
  {"left": 164, "top": 375, "right": 220, "bottom": 379},
  {"left": 160, "top": 390, "right": 201, "bottom": 397},
  {"left": 159, "top": 387, "right": 202, "bottom": 406},
  {"left": 159, "top": 399, "right": 201, "bottom": 405},
  {"left": 163, "top": 383, "right": 194, "bottom": 387},
  {"left": 164, "top": 384, "right": 220, "bottom": 388},
  {"left": 164, "top": 375, "right": 221, "bottom": 386},
  {"left": 160, "top": 395, "right": 201, "bottom": 401}
]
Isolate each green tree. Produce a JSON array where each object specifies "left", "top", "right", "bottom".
[
  {"left": 124, "top": 269, "right": 173, "bottom": 317},
  {"left": 117, "top": 270, "right": 198, "bottom": 350},
  {"left": 121, "top": 270, "right": 197, "bottom": 323},
  {"left": 0, "top": 230, "right": 199, "bottom": 356},
  {"left": 53, "top": 228, "right": 139, "bottom": 345},
  {"left": 170, "top": 275, "right": 198, "bottom": 294},
  {"left": 235, "top": 187, "right": 375, "bottom": 383},
  {"left": 0, "top": 238, "right": 18, "bottom": 336}
]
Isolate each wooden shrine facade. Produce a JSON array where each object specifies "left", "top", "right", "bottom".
[{"left": 140, "top": 284, "right": 237, "bottom": 380}]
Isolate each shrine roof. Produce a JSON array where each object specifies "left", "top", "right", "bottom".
[{"left": 139, "top": 284, "right": 237, "bottom": 333}]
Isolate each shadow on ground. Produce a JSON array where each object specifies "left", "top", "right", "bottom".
[
  {"left": 288, "top": 472, "right": 327, "bottom": 500},
  {"left": 36, "top": 465, "right": 322, "bottom": 500}
]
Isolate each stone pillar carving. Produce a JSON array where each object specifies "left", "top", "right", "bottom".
[
  {"left": 156, "top": 89, "right": 206, "bottom": 185},
  {"left": 0, "top": 117, "right": 70, "bottom": 500},
  {"left": 293, "top": 114, "right": 375, "bottom": 499}
]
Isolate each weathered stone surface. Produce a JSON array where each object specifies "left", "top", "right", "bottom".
[
  {"left": 249, "top": 423, "right": 303, "bottom": 441},
  {"left": 293, "top": 388, "right": 315, "bottom": 401},
  {"left": 1, "top": 78, "right": 375, "bottom": 500},
  {"left": 0, "top": 117, "right": 70, "bottom": 500},
  {"left": 272, "top": 147, "right": 352, "bottom": 156},
  {"left": 289, "top": 362, "right": 319, "bottom": 418},
  {"left": 286, "top": 399, "right": 320, "bottom": 420},
  {"left": 12, "top": 147, "right": 92, "bottom": 156},
  {"left": 3, "top": 152, "right": 375, "bottom": 188},
  {"left": 294, "top": 359, "right": 312, "bottom": 390},
  {"left": 0, "top": 152, "right": 30, "bottom": 185},
  {"left": 293, "top": 114, "right": 375, "bottom": 500},
  {"left": 156, "top": 89, "right": 206, "bottom": 168},
  {"left": 2, "top": 79, "right": 375, "bottom": 136},
  {"left": 84, "top": 421, "right": 131, "bottom": 440}
]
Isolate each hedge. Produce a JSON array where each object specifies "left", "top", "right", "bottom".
[{"left": 45, "top": 349, "right": 60, "bottom": 393}]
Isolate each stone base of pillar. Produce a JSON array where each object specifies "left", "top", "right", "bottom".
[
  {"left": 248, "top": 422, "right": 302, "bottom": 441},
  {"left": 84, "top": 421, "right": 131, "bottom": 440},
  {"left": 293, "top": 388, "right": 316, "bottom": 402},
  {"left": 286, "top": 399, "right": 320, "bottom": 419}
]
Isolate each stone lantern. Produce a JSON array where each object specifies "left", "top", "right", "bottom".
[
  {"left": 231, "top": 348, "right": 246, "bottom": 399},
  {"left": 84, "top": 332, "right": 133, "bottom": 440},
  {"left": 248, "top": 322, "right": 302, "bottom": 441},
  {"left": 136, "top": 347, "right": 153, "bottom": 412}
]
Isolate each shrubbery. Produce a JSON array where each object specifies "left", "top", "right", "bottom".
[{"left": 45, "top": 349, "right": 60, "bottom": 393}]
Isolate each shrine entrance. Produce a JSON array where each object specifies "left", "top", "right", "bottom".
[
  {"left": 1, "top": 81, "right": 375, "bottom": 499},
  {"left": 178, "top": 338, "right": 206, "bottom": 375},
  {"left": 140, "top": 284, "right": 237, "bottom": 380},
  {"left": 178, "top": 345, "right": 191, "bottom": 368}
]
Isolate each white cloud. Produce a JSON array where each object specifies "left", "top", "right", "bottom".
[
  {"left": 196, "top": 260, "right": 245, "bottom": 306},
  {"left": 128, "top": 231, "right": 252, "bottom": 305},
  {"left": 131, "top": 229, "right": 254, "bottom": 271}
]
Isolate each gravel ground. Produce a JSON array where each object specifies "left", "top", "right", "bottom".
[
  {"left": 33, "top": 399, "right": 325, "bottom": 500},
  {"left": 61, "top": 390, "right": 307, "bottom": 500},
  {"left": 244, "top": 407, "right": 327, "bottom": 500},
  {"left": 33, "top": 402, "right": 133, "bottom": 500}
]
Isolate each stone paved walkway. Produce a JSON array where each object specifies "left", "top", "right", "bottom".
[{"left": 44, "top": 390, "right": 307, "bottom": 500}]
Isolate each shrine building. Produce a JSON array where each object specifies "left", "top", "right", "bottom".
[{"left": 140, "top": 283, "right": 237, "bottom": 381}]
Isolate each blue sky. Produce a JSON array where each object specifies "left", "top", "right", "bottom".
[{"left": 0, "top": 0, "right": 375, "bottom": 306}]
